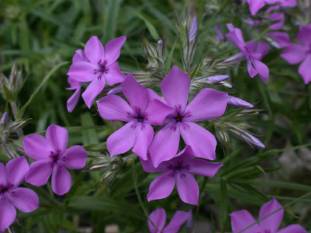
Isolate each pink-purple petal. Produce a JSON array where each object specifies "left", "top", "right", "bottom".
[
  {"left": 149, "top": 125, "right": 181, "bottom": 168},
  {"left": 189, "top": 160, "right": 222, "bottom": 177},
  {"left": 161, "top": 66, "right": 190, "bottom": 109},
  {"left": 298, "top": 55, "right": 311, "bottom": 84},
  {"left": 105, "top": 63, "right": 125, "bottom": 85},
  {"left": 163, "top": 211, "right": 191, "bottom": 233},
  {"left": 51, "top": 165, "right": 72, "bottom": 196},
  {"left": 104, "top": 36, "right": 127, "bottom": 65},
  {"left": 0, "top": 163, "right": 7, "bottom": 186},
  {"left": 148, "top": 208, "right": 167, "bottom": 233},
  {"left": 0, "top": 199, "right": 16, "bottom": 232},
  {"left": 230, "top": 210, "right": 261, "bottom": 233},
  {"left": 147, "top": 171, "right": 175, "bottom": 201},
  {"left": 297, "top": 24, "right": 311, "bottom": 46},
  {"left": 63, "top": 145, "right": 88, "bottom": 169},
  {"left": 186, "top": 88, "right": 228, "bottom": 121},
  {"left": 6, "top": 157, "right": 29, "bottom": 186},
  {"left": 82, "top": 78, "right": 106, "bottom": 108},
  {"left": 247, "top": 0, "right": 266, "bottom": 15},
  {"left": 7, "top": 187, "right": 39, "bottom": 213},
  {"left": 23, "top": 134, "right": 53, "bottom": 160},
  {"left": 84, "top": 36, "right": 104, "bottom": 63},
  {"left": 97, "top": 94, "right": 132, "bottom": 121},
  {"left": 67, "top": 61, "right": 96, "bottom": 82},
  {"left": 132, "top": 124, "right": 154, "bottom": 160},
  {"left": 180, "top": 122, "right": 216, "bottom": 160},
  {"left": 146, "top": 100, "right": 173, "bottom": 125},
  {"left": 67, "top": 87, "right": 81, "bottom": 112},
  {"left": 259, "top": 198, "right": 284, "bottom": 232},
  {"left": 278, "top": 224, "right": 307, "bottom": 233},
  {"left": 46, "top": 124, "right": 68, "bottom": 153},
  {"left": 25, "top": 160, "right": 53, "bottom": 186},
  {"left": 107, "top": 122, "right": 137, "bottom": 157},
  {"left": 281, "top": 44, "right": 307, "bottom": 64},
  {"left": 176, "top": 172, "right": 199, "bottom": 205}
]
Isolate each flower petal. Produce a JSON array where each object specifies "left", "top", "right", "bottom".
[
  {"left": 25, "top": 160, "right": 53, "bottom": 186},
  {"left": 281, "top": 44, "right": 307, "bottom": 64},
  {"left": 63, "top": 145, "right": 88, "bottom": 169},
  {"left": 107, "top": 122, "right": 137, "bottom": 156},
  {"left": 23, "top": 134, "right": 53, "bottom": 160},
  {"left": 258, "top": 198, "right": 284, "bottom": 232},
  {"left": 0, "top": 199, "right": 16, "bottom": 232},
  {"left": 67, "top": 61, "right": 96, "bottom": 82},
  {"left": 82, "top": 78, "right": 106, "bottom": 108},
  {"left": 105, "top": 63, "right": 125, "bottom": 85},
  {"left": 186, "top": 88, "right": 228, "bottom": 121},
  {"left": 46, "top": 124, "right": 68, "bottom": 153},
  {"left": 161, "top": 66, "right": 190, "bottom": 109},
  {"left": 298, "top": 55, "right": 311, "bottom": 84},
  {"left": 149, "top": 125, "right": 181, "bottom": 167},
  {"left": 148, "top": 208, "right": 167, "bottom": 233},
  {"left": 97, "top": 94, "right": 132, "bottom": 121},
  {"left": 180, "top": 122, "right": 216, "bottom": 160},
  {"left": 51, "top": 165, "right": 72, "bottom": 196},
  {"left": 104, "top": 36, "right": 127, "bottom": 65},
  {"left": 145, "top": 100, "right": 173, "bottom": 125},
  {"left": 0, "top": 163, "right": 7, "bottom": 186},
  {"left": 8, "top": 187, "right": 39, "bottom": 213},
  {"left": 67, "top": 87, "right": 81, "bottom": 112},
  {"left": 176, "top": 172, "right": 199, "bottom": 205},
  {"left": 147, "top": 171, "right": 175, "bottom": 201},
  {"left": 278, "top": 224, "right": 307, "bottom": 233},
  {"left": 268, "top": 32, "right": 291, "bottom": 48},
  {"left": 247, "top": 59, "right": 269, "bottom": 82},
  {"left": 6, "top": 157, "right": 29, "bottom": 186},
  {"left": 72, "top": 49, "right": 85, "bottom": 63},
  {"left": 132, "top": 124, "right": 154, "bottom": 160},
  {"left": 226, "top": 24, "right": 246, "bottom": 51},
  {"left": 122, "top": 75, "right": 149, "bottom": 111},
  {"left": 189, "top": 159, "right": 222, "bottom": 177},
  {"left": 230, "top": 210, "right": 261, "bottom": 233},
  {"left": 84, "top": 36, "right": 104, "bottom": 63},
  {"left": 247, "top": 0, "right": 266, "bottom": 15},
  {"left": 163, "top": 211, "right": 191, "bottom": 233},
  {"left": 228, "top": 96, "right": 254, "bottom": 109},
  {"left": 245, "top": 41, "right": 270, "bottom": 60},
  {"left": 297, "top": 24, "right": 311, "bottom": 46}
]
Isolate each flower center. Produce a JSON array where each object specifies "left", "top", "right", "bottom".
[
  {"left": 0, "top": 185, "right": 11, "bottom": 194},
  {"left": 94, "top": 60, "right": 109, "bottom": 78},
  {"left": 168, "top": 161, "right": 189, "bottom": 172},
  {"left": 50, "top": 151, "right": 61, "bottom": 164},
  {"left": 132, "top": 108, "right": 147, "bottom": 123}
]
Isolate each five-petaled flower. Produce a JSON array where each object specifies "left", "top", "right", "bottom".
[
  {"left": 246, "top": 0, "right": 297, "bottom": 16},
  {"left": 230, "top": 198, "right": 307, "bottom": 233},
  {"left": 226, "top": 24, "right": 270, "bottom": 82},
  {"left": 67, "top": 35, "right": 126, "bottom": 109},
  {"left": 143, "top": 147, "right": 222, "bottom": 205},
  {"left": 0, "top": 157, "right": 39, "bottom": 232},
  {"left": 149, "top": 66, "right": 228, "bottom": 167},
  {"left": 148, "top": 208, "right": 191, "bottom": 233},
  {"left": 23, "top": 124, "right": 88, "bottom": 195},
  {"left": 97, "top": 75, "right": 172, "bottom": 160},
  {"left": 281, "top": 24, "right": 311, "bottom": 84}
]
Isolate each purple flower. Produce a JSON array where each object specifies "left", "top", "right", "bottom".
[
  {"left": 246, "top": 0, "right": 297, "bottom": 16},
  {"left": 143, "top": 147, "right": 222, "bottom": 205},
  {"left": 0, "top": 157, "right": 39, "bottom": 232},
  {"left": 230, "top": 198, "right": 307, "bottom": 233},
  {"left": 281, "top": 24, "right": 311, "bottom": 84},
  {"left": 188, "top": 16, "right": 198, "bottom": 43},
  {"left": 226, "top": 24, "right": 270, "bottom": 82},
  {"left": 23, "top": 124, "right": 88, "bottom": 196},
  {"left": 149, "top": 66, "right": 228, "bottom": 167},
  {"left": 67, "top": 36, "right": 126, "bottom": 108},
  {"left": 268, "top": 32, "right": 291, "bottom": 48},
  {"left": 228, "top": 96, "right": 254, "bottom": 109},
  {"left": 97, "top": 75, "right": 172, "bottom": 160},
  {"left": 148, "top": 208, "right": 191, "bottom": 233}
]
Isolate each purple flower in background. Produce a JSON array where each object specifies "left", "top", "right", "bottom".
[
  {"left": 143, "top": 147, "right": 222, "bottom": 205},
  {"left": 231, "top": 198, "right": 307, "bottom": 233},
  {"left": 97, "top": 75, "right": 172, "bottom": 160},
  {"left": 148, "top": 208, "right": 191, "bottom": 233},
  {"left": 0, "top": 157, "right": 39, "bottom": 232},
  {"left": 246, "top": 0, "right": 297, "bottom": 16},
  {"left": 268, "top": 32, "right": 291, "bottom": 48},
  {"left": 188, "top": 16, "right": 198, "bottom": 43},
  {"left": 67, "top": 36, "right": 126, "bottom": 108},
  {"left": 226, "top": 24, "right": 270, "bottom": 82},
  {"left": 228, "top": 96, "right": 254, "bottom": 109},
  {"left": 23, "top": 124, "right": 88, "bottom": 195},
  {"left": 281, "top": 24, "right": 311, "bottom": 84},
  {"left": 149, "top": 66, "right": 228, "bottom": 167}
]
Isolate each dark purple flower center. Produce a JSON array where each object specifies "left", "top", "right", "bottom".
[
  {"left": 131, "top": 108, "right": 147, "bottom": 123},
  {"left": 257, "top": 230, "right": 271, "bottom": 233},
  {"left": 0, "top": 184, "right": 12, "bottom": 194},
  {"left": 170, "top": 106, "right": 191, "bottom": 123},
  {"left": 94, "top": 60, "right": 109, "bottom": 78},
  {"left": 168, "top": 161, "right": 189, "bottom": 172},
  {"left": 308, "top": 44, "right": 311, "bottom": 53},
  {"left": 49, "top": 150, "right": 61, "bottom": 164}
]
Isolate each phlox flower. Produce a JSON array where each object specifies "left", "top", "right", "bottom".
[
  {"left": 246, "top": 0, "right": 297, "bottom": 16},
  {"left": 142, "top": 147, "right": 222, "bottom": 205},
  {"left": 281, "top": 24, "right": 311, "bottom": 84},
  {"left": 230, "top": 198, "right": 307, "bottom": 233},
  {"left": 226, "top": 24, "right": 270, "bottom": 82},
  {"left": 148, "top": 208, "right": 191, "bottom": 233},
  {"left": 97, "top": 75, "right": 172, "bottom": 160},
  {"left": 67, "top": 35, "right": 126, "bottom": 109},
  {"left": 149, "top": 66, "right": 228, "bottom": 167},
  {"left": 0, "top": 157, "right": 39, "bottom": 232},
  {"left": 23, "top": 124, "right": 88, "bottom": 195}
]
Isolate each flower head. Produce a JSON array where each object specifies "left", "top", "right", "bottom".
[
  {"left": 226, "top": 24, "right": 270, "bottom": 82},
  {"left": 149, "top": 66, "right": 228, "bottom": 167},
  {"left": 97, "top": 75, "right": 172, "bottom": 160},
  {"left": 246, "top": 0, "right": 297, "bottom": 16},
  {"left": 0, "top": 157, "right": 39, "bottom": 231},
  {"left": 67, "top": 36, "right": 126, "bottom": 109},
  {"left": 148, "top": 208, "right": 191, "bottom": 233},
  {"left": 23, "top": 124, "right": 88, "bottom": 195},
  {"left": 281, "top": 24, "right": 311, "bottom": 84},
  {"left": 231, "top": 198, "right": 307, "bottom": 233},
  {"left": 143, "top": 147, "right": 222, "bottom": 205}
]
